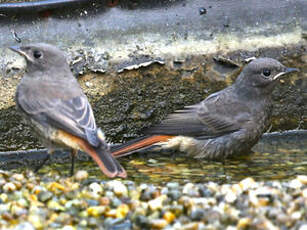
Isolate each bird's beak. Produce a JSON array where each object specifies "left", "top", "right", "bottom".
[
  {"left": 273, "top": 67, "right": 299, "bottom": 80},
  {"left": 10, "top": 46, "right": 24, "bottom": 56},
  {"left": 9, "top": 45, "right": 33, "bottom": 62}
]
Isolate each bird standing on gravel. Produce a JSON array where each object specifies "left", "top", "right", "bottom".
[
  {"left": 112, "top": 58, "right": 299, "bottom": 160},
  {"left": 10, "top": 43, "right": 126, "bottom": 178}
]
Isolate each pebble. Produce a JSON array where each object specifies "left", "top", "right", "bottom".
[
  {"left": 150, "top": 219, "right": 168, "bottom": 229},
  {"left": 87, "top": 206, "right": 107, "bottom": 217},
  {"left": 0, "top": 170, "right": 305, "bottom": 229},
  {"left": 239, "top": 177, "right": 256, "bottom": 191},
  {"left": 163, "top": 211, "right": 176, "bottom": 223},
  {"left": 148, "top": 195, "right": 167, "bottom": 211},
  {"left": 190, "top": 208, "right": 205, "bottom": 221},
  {"left": 74, "top": 170, "right": 88, "bottom": 181},
  {"left": 3, "top": 182, "right": 16, "bottom": 192},
  {"left": 38, "top": 191, "right": 53, "bottom": 203},
  {"left": 297, "top": 175, "right": 307, "bottom": 185},
  {"left": 106, "top": 180, "right": 128, "bottom": 197},
  {"left": 225, "top": 190, "right": 237, "bottom": 203}
]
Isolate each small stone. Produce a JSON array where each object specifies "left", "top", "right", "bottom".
[
  {"left": 28, "top": 214, "right": 43, "bottom": 229},
  {"left": 88, "top": 217, "right": 98, "bottom": 227},
  {"left": 99, "top": 196, "right": 110, "bottom": 206},
  {"left": 166, "top": 182, "right": 179, "bottom": 190},
  {"left": 163, "top": 211, "right": 176, "bottom": 223},
  {"left": 11, "top": 205, "right": 27, "bottom": 216},
  {"left": 190, "top": 208, "right": 205, "bottom": 221},
  {"left": 107, "top": 180, "right": 128, "bottom": 197},
  {"left": 3, "top": 182, "right": 16, "bottom": 192},
  {"left": 291, "top": 211, "right": 302, "bottom": 220},
  {"left": 47, "top": 182, "right": 66, "bottom": 193},
  {"left": 38, "top": 191, "right": 53, "bottom": 203},
  {"left": 169, "top": 205, "right": 184, "bottom": 216},
  {"left": 47, "top": 200, "right": 65, "bottom": 211},
  {"left": 198, "top": 185, "right": 212, "bottom": 197},
  {"left": 87, "top": 199, "right": 99, "bottom": 206},
  {"left": 299, "top": 225, "right": 307, "bottom": 230},
  {"left": 11, "top": 173, "right": 24, "bottom": 181},
  {"left": 289, "top": 179, "right": 303, "bottom": 189},
  {"left": 0, "top": 193, "right": 8, "bottom": 203},
  {"left": 75, "top": 170, "right": 88, "bottom": 181},
  {"left": 297, "top": 175, "right": 307, "bottom": 185},
  {"left": 239, "top": 177, "right": 256, "bottom": 191},
  {"left": 226, "top": 226, "right": 237, "bottom": 230},
  {"left": 237, "top": 217, "right": 251, "bottom": 229},
  {"left": 181, "top": 222, "right": 199, "bottom": 230},
  {"left": 148, "top": 195, "right": 167, "bottom": 211},
  {"left": 111, "top": 197, "right": 122, "bottom": 208},
  {"left": 168, "top": 190, "right": 181, "bottom": 200},
  {"left": 150, "top": 219, "right": 168, "bottom": 229},
  {"left": 14, "top": 222, "right": 35, "bottom": 230},
  {"left": 62, "top": 226, "right": 76, "bottom": 230},
  {"left": 225, "top": 190, "right": 237, "bottom": 203},
  {"left": 89, "top": 182, "right": 103, "bottom": 195},
  {"left": 183, "top": 183, "right": 194, "bottom": 194},
  {"left": 105, "top": 209, "right": 117, "bottom": 218},
  {"left": 135, "top": 215, "right": 150, "bottom": 228},
  {"left": 116, "top": 204, "right": 129, "bottom": 218},
  {"left": 183, "top": 183, "right": 199, "bottom": 196},
  {"left": 87, "top": 206, "right": 107, "bottom": 217}
]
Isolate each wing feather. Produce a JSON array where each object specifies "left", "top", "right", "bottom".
[
  {"left": 145, "top": 88, "right": 251, "bottom": 139},
  {"left": 17, "top": 78, "right": 99, "bottom": 147}
]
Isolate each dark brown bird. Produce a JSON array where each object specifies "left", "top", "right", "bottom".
[
  {"left": 10, "top": 43, "right": 126, "bottom": 178},
  {"left": 112, "top": 58, "right": 298, "bottom": 160}
]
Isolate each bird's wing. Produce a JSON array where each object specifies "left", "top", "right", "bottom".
[
  {"left": 145, "top": 89, "right": 251, "bottom": 139},
  {"left": 16, "top": 78, "right": 100, "bottom": 147}
]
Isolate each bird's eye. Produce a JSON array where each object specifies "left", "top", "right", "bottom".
[
  {"left": 33, "top": 50, "right": 42, "bottom": 59},
  {"left": 262, "top": 69, "right": 271, "bottom": 77}
]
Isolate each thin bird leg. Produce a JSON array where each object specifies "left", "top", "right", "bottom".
[
  {"left": 70, "top": 149, "right": 78, "bottom": 176},
  {"left": 34, "top": 150, "right": 52, "bottom": 173}
]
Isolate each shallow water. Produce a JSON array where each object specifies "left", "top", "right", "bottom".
[
  {"left": 40, "top": 149, "right": 305, "bottom": 185},
  {"left": 31, "top": 131, "right": 307, "bottom": 185},
  {"left": 4, "top": 130, "right": 307, "bottom": 185}
]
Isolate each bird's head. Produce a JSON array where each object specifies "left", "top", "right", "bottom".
[
  {"left": 236, "top": 58, "right": 299, "bottom": 94},
  {"left": 9, "top": 43, "right": 69, "bottom": 73}
]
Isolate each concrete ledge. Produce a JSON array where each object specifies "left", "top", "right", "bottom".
[{"left": 0, "top": 0, "right": 306, "bottom": 151}]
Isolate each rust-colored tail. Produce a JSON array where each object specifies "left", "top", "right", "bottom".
[
  {"left": 112, "top": 135, "right": 174, "bottom": 157},
  {"left": 57, "top": 130, "right": 127, "bottom": 178}
]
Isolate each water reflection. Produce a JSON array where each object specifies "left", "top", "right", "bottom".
[{"left": 43, "top": 131, "right": 307, "bottom": 185}]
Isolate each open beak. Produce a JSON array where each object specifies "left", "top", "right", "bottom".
[{"left": 273, "top": 67, "right": 299, "bottom": 80}]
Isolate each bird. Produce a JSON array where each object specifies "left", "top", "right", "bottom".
[
  {"left": 10, "top": 43, "right": 126, "bottom": 178},
  {"left": 112, "top": 58, "right": 299, "bottom": 160}
]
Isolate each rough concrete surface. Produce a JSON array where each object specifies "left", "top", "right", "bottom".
[{"left": 0, "top": 0, "right": 306, "bottom": 151}]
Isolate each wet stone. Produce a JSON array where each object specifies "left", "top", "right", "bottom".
[
  {"left": 190, "top": 208, "right": 205, "bottom": 221},
  {"left": 38, "top": 191, "right": 53, "bottom": 203},
  {"left": 168, "top": 190, "right": 181, "bottom": 201}
]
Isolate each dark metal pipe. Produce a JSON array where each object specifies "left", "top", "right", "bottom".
[{"left": 0, "top": 0, "right": 92, "bottom": 13}]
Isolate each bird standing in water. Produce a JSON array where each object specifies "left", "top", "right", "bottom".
[
  {"left": 112, "top": 58, "right": 298, "bottom": 160},
  {"left": 10, "top": 43, "right": 126, "bottom": 178}
]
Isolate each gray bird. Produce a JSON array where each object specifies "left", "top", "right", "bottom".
[
  {"left": 10, "top": 43, "right": 126, "bottom": 178},
  {"left": 112, "top": 58, "right": 299, "bottom": 159}
]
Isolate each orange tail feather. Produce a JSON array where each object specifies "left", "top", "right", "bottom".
[
  {"left": 112, "top": 135, "right": 174, "bottom": 157},
  {"left": 56, "top": 130, "right": 126, "bottom": 178}
]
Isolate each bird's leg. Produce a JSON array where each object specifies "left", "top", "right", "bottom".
[
  {"left": 70, "top": 149, "right": 78, "bottom": 176},
  {"left": 34, "top": 150, "right": 51, "bottom": 173}
]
